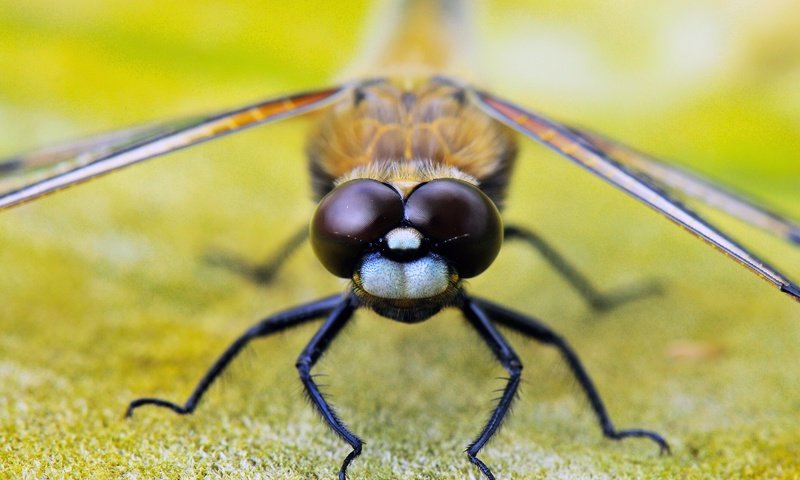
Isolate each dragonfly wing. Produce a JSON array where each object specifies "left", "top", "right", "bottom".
[
  {"left": 565, "top": 127, "right": 800, "bottom": 245},
  {"left": 0, "top": 85, "right": 349, "bottom": 210},
  {"left": 0, "top": 121, "right": 197, "bottom": 194},
  {"left": 471, "top": 89, "right": 800, "bottom": 303}
]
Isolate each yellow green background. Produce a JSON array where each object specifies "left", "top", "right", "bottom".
[{"left": 1, "top": 1, "right": 798, "bottom": 478}]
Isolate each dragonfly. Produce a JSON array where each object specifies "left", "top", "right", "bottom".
[{"left": 2, "top": 1, "right": 798, "bottom": 479}]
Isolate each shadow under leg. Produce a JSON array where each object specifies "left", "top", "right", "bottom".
[
  {"left": 504, "top": 224, "right": 661, "bottom": 311},
  {"left": 471, "top": 296, "right": 670, "bottom": 453},
  {"left": 459, "top": 295, "right": 523, "bottom": 480},
  {"left": 126, "top": 293, "right": 344, "bottom": 417}
]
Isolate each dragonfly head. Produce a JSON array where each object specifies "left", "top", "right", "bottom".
[{"left": 310, "top": 178, "right": 503, "bottom": 322}]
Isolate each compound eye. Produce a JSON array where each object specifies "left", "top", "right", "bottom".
[
  {"left": 405, "top": 179, "right": 503, "bottom": 278},
  {"left": 310, "top": 179, "right": 404, "bottom": 277}
]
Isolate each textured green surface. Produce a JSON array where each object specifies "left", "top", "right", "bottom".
[{"left": 1, "top": 1, "right": 799, "bottom": 479}]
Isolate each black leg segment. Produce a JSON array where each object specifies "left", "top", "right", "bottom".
[
  {"left": 460, "top": 296, "right": 523, "bottom": 480},
  {"left": 205, "top": 226, "right": 308, "bottom": 285},
  {"left": 472, "top": 296, "right": 670, "bottom": 454},
  {"left": 295, "top": 296, "right": 361, "bottom": 480},
  {"left": 504, "top": 224, "right": 661, "bottom": 311},
  {"left": 125, "top": 294, "right": 345, "bottom": 418}
]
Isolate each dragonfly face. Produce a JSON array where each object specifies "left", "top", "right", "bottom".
[{"left": 310, "top": 176, "right": 503, "bottom": 322}]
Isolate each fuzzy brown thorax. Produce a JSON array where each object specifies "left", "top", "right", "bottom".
[{"left": 307, "top": 79, "right": 518, "bottom": 207}]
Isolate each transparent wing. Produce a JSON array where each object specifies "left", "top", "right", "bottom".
[
  {"left": 0, "top": 85, "right": 350, "bottom": 210},
  {"left": 565, "top": 127, "right": 800, "bottom": 245},
  {"left": 0, "top": 121, "right": 196, "bottom": 195},
  {"left": 471, "top": 89, "right": 800, "bottom": 303}
]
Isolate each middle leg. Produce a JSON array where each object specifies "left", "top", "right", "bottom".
[
  {"left": 126, "top": 294, "right": 345, "bottom": 418},
  {"left": 472, "top": 296, "right": 670, "bottom": 453}
]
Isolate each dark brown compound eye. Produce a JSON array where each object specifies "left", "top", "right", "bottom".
[
  {"left": 405, "top": 179, "right": 503, "bottom": 278},
  {"left": 310, "top": 179, "right": 404, "bottom": 277}
]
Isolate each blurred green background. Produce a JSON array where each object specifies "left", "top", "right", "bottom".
[{"left": 1, "top": 1, "right": 798, "bottom": 478}]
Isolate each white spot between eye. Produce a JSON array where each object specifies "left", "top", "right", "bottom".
[{"left": 385, "top": 227, "right": 422, "bottom": 250}]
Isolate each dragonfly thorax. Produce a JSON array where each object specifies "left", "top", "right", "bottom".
[{"left": 306, "top": 78, "right": 518, "bottom": 207}]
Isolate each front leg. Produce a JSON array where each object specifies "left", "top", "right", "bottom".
[
  {"left": 295, "top": 295, "right": 362, "bottom": 480},
  {"left": 472, "top": 296, "right": 670, "bottom": 453},
  {"left": 460, "top": 295, "right": 523, "bottom": 480}
]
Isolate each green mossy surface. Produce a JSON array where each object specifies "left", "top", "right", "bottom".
[{"left": 1, "top": 1, "right": 799, "bottom": 479}]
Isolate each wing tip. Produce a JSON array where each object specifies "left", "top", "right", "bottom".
[
  {"left": 790, "top": 231, "right": 800, "bottom": 246},
  {"left": 781, "top": 283, "right": 800, "bottom": 302}
]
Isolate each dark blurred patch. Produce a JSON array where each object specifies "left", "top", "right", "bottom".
[{"left": 0, "top": 158, "right": 21, "bottom": 175}]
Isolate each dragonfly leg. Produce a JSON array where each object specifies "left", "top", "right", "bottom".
[
  {"left": 205, "top": 226, "right": 308, "bottom": 286},
  {"left": 295, "top": 297, "right": 362, "bottom": 480},
  {"left": 125, "top": 294, "right": 344, "bottom": 417},
  {"left": 472, "top": 296, "right": 670, "bottom": 453},
  {"left": 504, "top": 224, "right": 661, "bottom": 311},
  {"left": 459, "top": 296, "right": 523, "bottom": 480}
]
